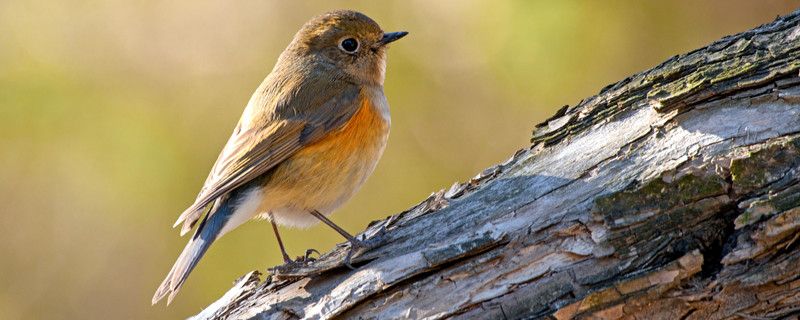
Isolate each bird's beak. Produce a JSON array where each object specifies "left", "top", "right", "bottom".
[{"left": 377, "top": 31, "right": 408, "bottom": 46}]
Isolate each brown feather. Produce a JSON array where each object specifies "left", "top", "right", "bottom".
[{"left": 173, "top": 83, "right": 363, "bottom": 235}]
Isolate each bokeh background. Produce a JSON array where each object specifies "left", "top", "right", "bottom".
[{"left": 1, "top": 1, "right": 798, "bottom": 319}]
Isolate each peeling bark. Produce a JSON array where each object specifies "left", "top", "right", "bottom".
[{"left": 190, "top": 9, "right": 800, "bottom": 320}]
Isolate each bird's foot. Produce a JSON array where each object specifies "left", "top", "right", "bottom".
[
  {"left": 297, "top": 248, "right": 321, "bottom": 263},
  {"left": 343, "top": 226, "right": 386, "bottom": 270},
  {"left": 268, "top": 248, "right": 320, "bottom": 275}
]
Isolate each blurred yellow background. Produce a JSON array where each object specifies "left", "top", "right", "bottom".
[{"left": 1, "top": 1, "right": 797, "bottom": 319}]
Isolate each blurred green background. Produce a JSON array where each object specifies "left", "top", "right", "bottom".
[{"left": 1, "top": 1, "right": 797, "bottom": 319}]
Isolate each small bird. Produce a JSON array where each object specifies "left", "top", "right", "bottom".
[{"left": 153, "top": 10, "right": 406, "bottom": 305}]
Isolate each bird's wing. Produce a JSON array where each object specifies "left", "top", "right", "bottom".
[{"left": 173, "top": 83, "right": 364, "bottom": 235}]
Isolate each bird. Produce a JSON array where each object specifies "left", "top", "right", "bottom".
[{"left": 152, "top": 10, "right": 407, "bottom": 305}]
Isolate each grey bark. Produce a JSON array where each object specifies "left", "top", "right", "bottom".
[{"left": 191, "top": 8, "right": 800, "bottom": 320}]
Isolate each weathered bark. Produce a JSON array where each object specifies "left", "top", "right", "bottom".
[{"left": 191, "top": 9, "right": 800, "bottom": 320}]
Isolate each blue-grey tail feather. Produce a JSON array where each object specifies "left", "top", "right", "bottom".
[{"left": 152, "top": 200, "right": 233, "bottom": 305}]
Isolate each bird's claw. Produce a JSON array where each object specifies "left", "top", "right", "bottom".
[
  {"left": 343, "top": 226, "right": 387, "bottom": 270},
  {"left": 300, "top": 248, "right": 320, "bottom": 262},
  {"left": 269, "top": 248, "right": 320, "bottom": 275}
]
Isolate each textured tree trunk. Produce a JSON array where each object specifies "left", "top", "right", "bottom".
[{"left": 191, "top": 9, "right": 800, "bottom": 320}]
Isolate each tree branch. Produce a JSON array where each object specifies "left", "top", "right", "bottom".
[{"left": 191, "top": 8, "right": 800, "bottom": 320}]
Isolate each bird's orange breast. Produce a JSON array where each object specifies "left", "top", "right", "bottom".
[
  {"left": 256, "top": 94, "right": 390, "bottom": 224},
  {"left": 296, "top": 95, "right": 389, "bottom": 159}
]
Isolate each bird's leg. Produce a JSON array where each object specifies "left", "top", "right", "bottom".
[
  {"left": 268, "top": 221, "right": 319, "bottom": 275},
  {"left": 309, "top": 209, "right": 385, "bottom": 269},
  {"left": 270, "top": 220, "right": 293, "bottom": 265}
]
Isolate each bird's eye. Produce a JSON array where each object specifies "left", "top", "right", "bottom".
[{"left": 339, "top": 38, "right": 359, "bottom": 53}]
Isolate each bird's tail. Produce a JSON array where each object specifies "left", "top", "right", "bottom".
[{"left": 152, "top": 201, "right": 233, "bottom": 305}]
